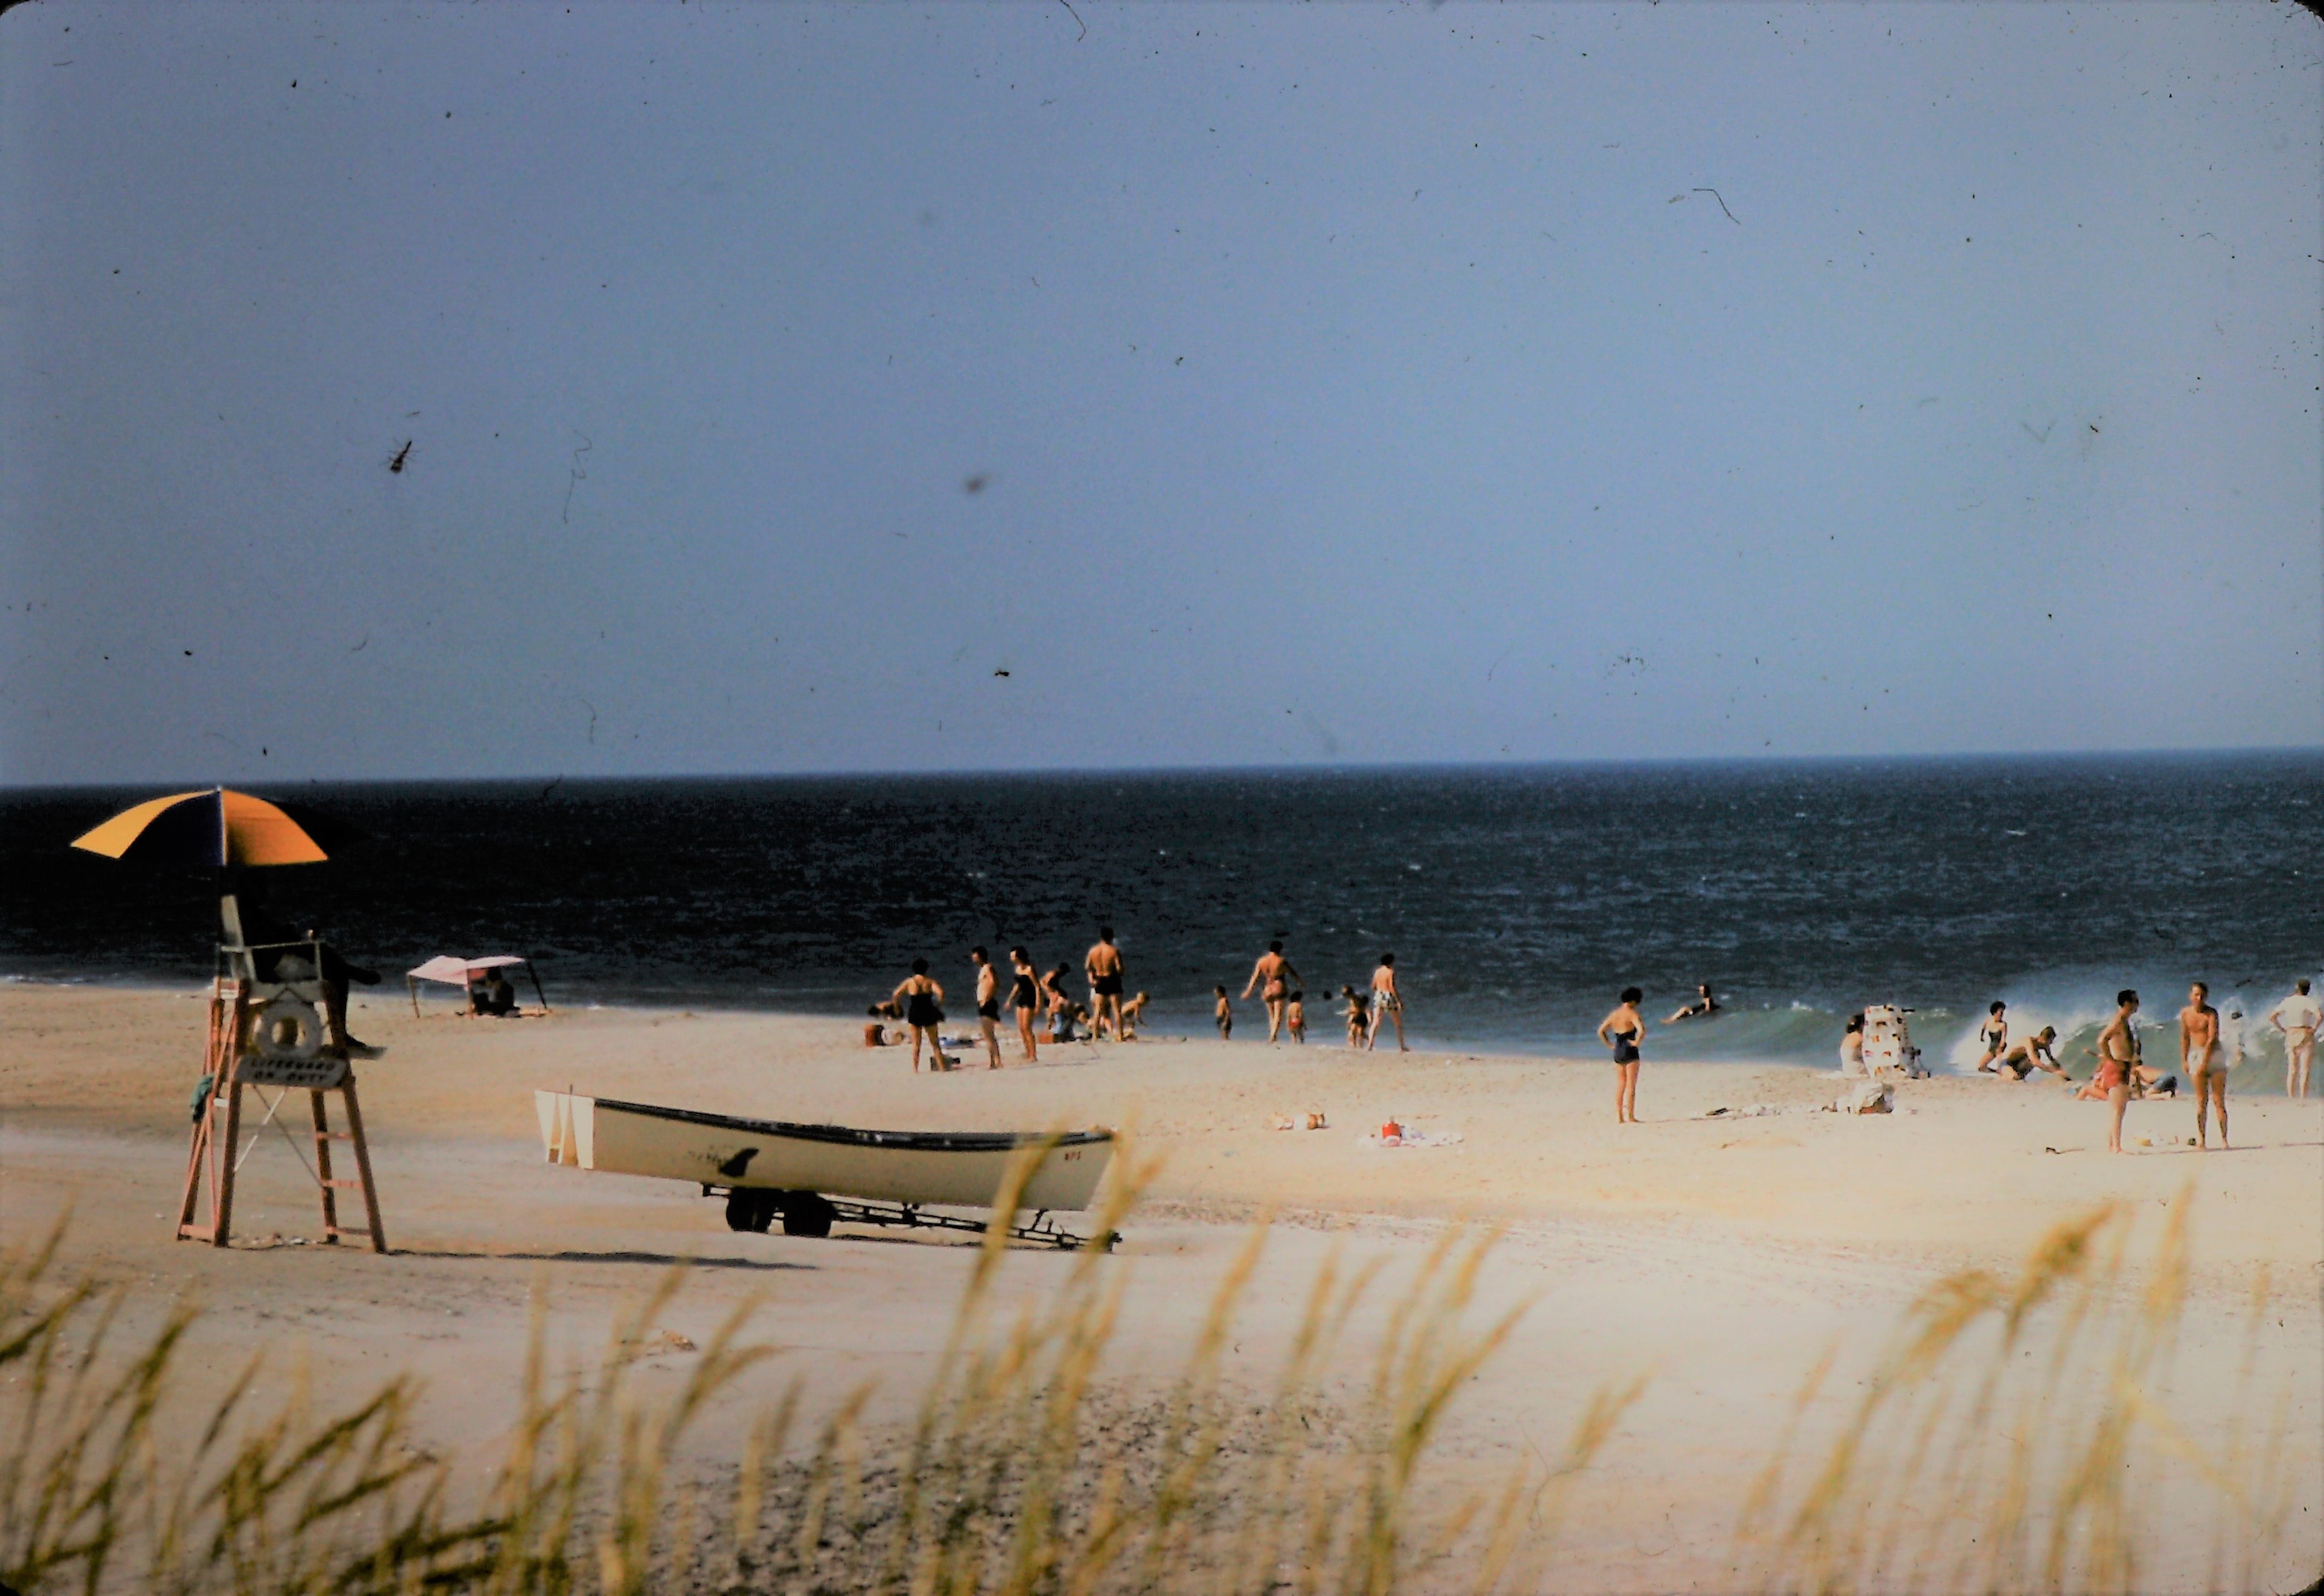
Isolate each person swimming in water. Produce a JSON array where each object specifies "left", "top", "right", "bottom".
[
  {"left": 1596, "top": 986, "right": 1646, "bottom": 1125},
  {"left": 1665, "top": 984, "right": 1722, "bottom": 1024}
]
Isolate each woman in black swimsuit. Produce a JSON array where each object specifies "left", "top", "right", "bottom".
[
  {"left": 1008, "top": 946, "right": 1041, "bottom": 1064},
  {"left": 1595, "top": 986, "right": 1646, "bottom": 1124},
  {"left": 890, "top": 957, "right": 947, "bottom": 1073}
]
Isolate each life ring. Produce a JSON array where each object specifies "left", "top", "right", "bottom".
[{"left": 251, "top": 996, "right": 325, "bottom": 1061}]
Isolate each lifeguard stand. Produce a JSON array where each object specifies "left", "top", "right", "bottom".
[{"left": 177, "top": 897, "right": 387, "bottom": 1251}]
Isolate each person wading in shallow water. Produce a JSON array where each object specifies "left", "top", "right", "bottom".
[
  {"left": 1596, "top": 986, "right": 1646, "bottom": 1125},
  {"left": 890, "top": 958, "right": 947, "bottom": 1073}
]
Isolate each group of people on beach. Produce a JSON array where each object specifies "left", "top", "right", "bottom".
[
  {"left": 1955, "top": 979, "right": 2320, "bottom": 1153},
  {"left": 1219, "top": 941, "right": 1408, "bottom": 1052},
  {"left": 873, "top": 929, "right": 1148, "bottom": 1072},
  {"left": 872, "top": 931, "right": 1408, "bottom": 1071},
  {"left": 2068, "top": 980, "right": 2318, "bottom": 1153}
]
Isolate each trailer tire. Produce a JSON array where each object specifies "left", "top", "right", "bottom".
[
  {"left": 725, "top": 1191, "right": 774, "bottom": 1234},
  {"left": 779, "top": 1193, "right": 835, "bottom": 1238}
]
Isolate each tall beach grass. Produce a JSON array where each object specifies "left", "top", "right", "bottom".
[{"left": 2, "top": 1154, "right": 2308, "bottom": 1595}]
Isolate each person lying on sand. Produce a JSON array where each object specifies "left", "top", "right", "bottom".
[
  {"left": 1665, "top": 983, "right": 1722, "bottom": 1025},
  {"left": 1996, "top": 1027, "right": 2067, "bottom": 1080}
]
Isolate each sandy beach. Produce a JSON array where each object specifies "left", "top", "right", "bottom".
[{"left": 4, "top": 982, "right": 2320, "bottom": 1591}]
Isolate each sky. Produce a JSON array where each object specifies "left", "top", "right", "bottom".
[{"left": 2, "top": 1, "right": 2318, "bottom": 785}]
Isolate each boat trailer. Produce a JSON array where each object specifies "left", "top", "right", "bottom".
[{"left": 709, "top": 1184, "right": 1117, "bottom": 1251}]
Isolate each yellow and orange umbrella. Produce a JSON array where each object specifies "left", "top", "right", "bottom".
[{"left": 71, "top": 788, "right": 328, "bottom": 869}]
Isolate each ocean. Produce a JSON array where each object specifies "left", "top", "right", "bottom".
[{"left": 4, "top": 753, "right": 2318, "bottom": 1088}]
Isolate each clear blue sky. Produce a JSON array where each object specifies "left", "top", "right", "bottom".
[{"left": 3, "top": 1, "right": 2318, "bottom": 784}]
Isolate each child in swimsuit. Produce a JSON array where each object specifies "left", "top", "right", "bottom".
[
  {"left": 1286, "top": 991, "right": 1305, "bottom": 1044},
  {"left": 1214, "top": 986, "right": 1232, "bottom": 1040}
]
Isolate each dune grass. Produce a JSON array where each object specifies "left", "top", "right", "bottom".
[{"left": 1, "top": 1155, "right": 2306, "bottom": 1595}]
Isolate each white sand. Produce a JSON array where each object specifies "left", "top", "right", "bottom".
[{"left": 4, "top": 985, "right": 2319, "bottom": 1590}]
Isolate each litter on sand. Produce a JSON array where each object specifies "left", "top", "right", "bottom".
[
  {"left": 1267, "top": 1112, "right": 1330, "bottom": 1131},
  {"left": 1365, "top": 1119, "right": 1464, "bottom": 1150}
]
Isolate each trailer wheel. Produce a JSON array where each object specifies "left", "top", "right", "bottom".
[
  {"left": 779, "top": 1193, "right": 836, "bottom": 1239},
  {"left": 725, "top": 1191, "right": 774, "bottom": 1234}
]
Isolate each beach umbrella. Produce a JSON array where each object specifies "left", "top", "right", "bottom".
[{"left": 70, "top": 788, "right": 328, "bottom": 869}]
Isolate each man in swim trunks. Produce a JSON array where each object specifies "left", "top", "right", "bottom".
[
  {"left": 2270, "top": 979, "right": 2319, "bottom": 1100},
  {"left": 1085, "top": 927, "right": 1125, "bottom": 1041},
  {"left": 969, "top": 946, "right": 1003, "bottom": 1070},
  {"left": 1367, "top": 953, "right": 1408, "bottom": 1052},
  {"left": 2092, "top": 989, "right": 2138, "bottom": 1153},
  {"left": 2179, "top": 980, "right": 2225, "bottom": 1148},
  {"left": 1242, "top": 939, "right": 1301, "bottom": 1043}
]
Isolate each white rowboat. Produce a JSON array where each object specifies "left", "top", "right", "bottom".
[{"left": 536, "top": 1091, "right": 1115, "bottom": 1220}]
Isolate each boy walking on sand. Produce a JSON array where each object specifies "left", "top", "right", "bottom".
[
  {"left": 1286, "top": 991, "right": 1306, "bottom": 1043},
  {"left": 1214, "top": 986, "right": 1233, "bottom": 1039}
]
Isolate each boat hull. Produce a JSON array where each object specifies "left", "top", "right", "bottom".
[{"left": 535, "top": 1092, "right": 1113, "bottom": 1212}]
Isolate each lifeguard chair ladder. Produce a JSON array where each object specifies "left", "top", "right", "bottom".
[{"left": 177, "top": 932, "right": 387, "bottom": 1253}]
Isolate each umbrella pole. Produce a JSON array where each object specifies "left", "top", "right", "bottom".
[
  {"left": 527, "top": 961, "right": 549, "bottom": 1012},
  {"left": 408, "top": 976, "right": 421, "bottom": 1018}
]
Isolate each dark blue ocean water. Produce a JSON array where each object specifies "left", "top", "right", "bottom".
[{"left": 4, "top": 754, "right": 2318, "bottom": 1085}]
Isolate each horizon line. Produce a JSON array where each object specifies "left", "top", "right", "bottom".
[{"left": 4, "top": 742, "right": 2320, "bottom": 795}]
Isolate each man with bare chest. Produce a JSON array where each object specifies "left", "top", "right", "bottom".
[
  {"left": 2179, "top": 980, "right": 2227, "bottom": 1149},
  {"left": 1084, "top": 926, "right": 1125, "bottom": 1041}
]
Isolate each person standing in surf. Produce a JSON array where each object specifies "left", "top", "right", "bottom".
[
  {"left": 2179, "top": 981, "right": 2226, "bottom": 1148},
  {"left": 1243, "top": 939, "right": 1301, "bottom": 1044},
  {"left": 890, "top": 958, "right": 948, "bottom": 1073},
  {"left": 2092, "top": 989, "right": 2138, "bottom": 1153},
  {"left": 1596, "top": 986, "right": 1646, "bottom": 1125},
  {"left": 1085, "top": 927, "right": 1125, "bottom": 1040}
]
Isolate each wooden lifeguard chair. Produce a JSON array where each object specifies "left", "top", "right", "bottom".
[{"left": 178, "top": 898, "right": 387, "bottom": 1251}]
